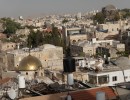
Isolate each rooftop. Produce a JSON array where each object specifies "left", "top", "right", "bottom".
[{"left": 20, "top": 86, "right": 117, "bottom": 100}]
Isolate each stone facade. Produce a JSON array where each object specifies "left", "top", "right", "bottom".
[
  {"left": 0, "top": 41, "right": 16, "bottom": 51},
  {"left": 71, "top": 41, "right": 98, "bottom": 56},
  {"left": 70, "top": 34, "right": 87, "bottom": 44},
  {"left": 0, "top": 44, "right": 63, "bottom": 71}
]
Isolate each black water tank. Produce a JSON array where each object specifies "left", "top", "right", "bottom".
[
  {"left": 63, "top": 57, "right": 76, "bottom": 73},
  {"left": 105, "top": 59, "right": 109, "bottom": 64}
]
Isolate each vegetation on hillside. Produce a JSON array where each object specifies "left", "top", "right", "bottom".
[
  {"left": 27, "top": 25, "right": 63, "bottom": 48},
  {"left": 0, "top": 17, "right": 21, "bottom": 35}
]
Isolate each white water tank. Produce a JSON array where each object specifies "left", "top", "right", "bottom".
[
  {"left": 87, "top": 63, "right": 90, "bottom": 68},
  {"left": 81, "top": 60, "right": 85, "bottom": 68},
  {"left": 67, "top": 73, "right": 74, "bottom": 85},
  {"left": 108, "top": 57, "right": 110, "bottom": 61},
  {"left": 92, "top": 38, "right": 96, "bottom": 43},
  {"left": 67, "top": 95, "right": 72, "bottom": 100},
  {"left": 96, "top": 92, "right": 105, "bottom": 100},
  {"left": 128, "top": 31, "right": 130, "bottom": 36},
  {"left": 18, "top": 75, "right": 25, "bottom": 88},
  {"left": 104, "top": 55, "right": 106, "bottom": 58},
  {"left": 79, "top": 60, "right": 82, "bottom": 66}
]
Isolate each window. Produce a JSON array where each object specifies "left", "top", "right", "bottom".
[
  {"left": 98, "top": 75, "right": 109, "bottom": 84},
  {"left": 107, "top": 43, "right": 110, "bottom": 45},
  {"left": 125, "top": 76, "right": 128, "bottom": 79},
  {"left": 88, "top": 75, "right": 97, "bottom": 84},
  {"left": 112, "top": 76, "right": 117, "bottom": 81}
]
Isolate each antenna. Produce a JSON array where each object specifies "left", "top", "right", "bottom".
[
  {"left": 29, "top": 47, "right": 31, "bottom": 55},
  {"left": 28, "top": 45, "right": 32, "bottom": 55},
  {"left": 66, "top": 33, "right": 71, "bottom": 57}
]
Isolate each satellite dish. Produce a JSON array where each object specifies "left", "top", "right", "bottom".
[{"left": 7, "top": 88, "right": 17, "bottom": 99}]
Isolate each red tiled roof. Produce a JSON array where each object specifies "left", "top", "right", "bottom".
[
  {"left": 70, "top": 87, "right": 117, "bottom": 100},
  {"left": 43, "top": 27, "right": 52, "bottom": 33},
  {"left": 0, "top": 77, "right": 11, "bottom": 85}
]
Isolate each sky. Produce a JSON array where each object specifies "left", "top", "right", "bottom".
[{"left": 0, "top": 0, "right": 130, "bottom": 18}]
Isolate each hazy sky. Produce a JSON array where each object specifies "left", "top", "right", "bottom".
[{"left": 0, "top": 0, "right": 130, "bottom": 18}]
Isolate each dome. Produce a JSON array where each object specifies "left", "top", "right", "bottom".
[
  {"left": 18, "top": 55, "right": 42, "bottom": 71},
  {"left": 115, "top": 57, "right": 130, "bottom": 67},
  {"left": 104, "top": 5, "right": 116, "bottom": 11}
]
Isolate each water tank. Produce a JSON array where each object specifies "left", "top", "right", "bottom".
[
  {"left": 81, "top": 60, "right": 85, "bottom": 68},
  {"left": 128, "top": 31, "right": 130, "bottom": 36},
  {"left": 96, "top": 92, "right": 105, "bottom": 100},
  {"left": 104, "top": 55, "right": 106, "bottom": 58},
  {"left": 63, "top": 57, "right": 75, "bottom": 73},
  {"left": 67, "top": 73, "right": 74, "bottom": 85},
  {"left": 105, "top": 59, "right": 109, "bottom": 64},
  {"left": 18, "top": 76, "right": 25, "bottom": 88},
  {"left": 67, "top": 95, "right": 72, "bottom": 100},
  {"left": 79, "top": 60, "right": 82, "bottom": 66}
]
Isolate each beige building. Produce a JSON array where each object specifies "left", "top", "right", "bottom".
[
  {"left": 71, "top": 40, "right": 98, "bottom": 56},
  {"left": 0, "top": 44, "right": 63, "bottom": 71},
  {"left": 62, "top": 27, "right": 87, "bottom": 46},
  {"left": 70, "top": 34, "right": 87, "bottom": 44},
  {"left": 0, "top": 41, "right": 16, "bottom": 51}
]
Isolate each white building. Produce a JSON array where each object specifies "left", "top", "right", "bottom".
[{"left": 86, "top": 57, "right": 130, "bottom": 87}]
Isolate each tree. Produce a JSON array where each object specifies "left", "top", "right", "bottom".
[
  {"left": 121, "top": 9, "right": 130, "bottom": 19},
  {"left": 79, "top": 52, "right": 85, "bottom": 57},
  {"left": 27, "top": 30, "right": 44, "bottom": 48},
  {"left": 114, "top": 12, "right": 120, "bottom": 21},
  {"left": 51, "top": 26, "right": 61, "bottom": 46},
  {"left": 1, "top": 17, "right": 21, "bottom": 35},
  {"left": 27, "top": 25, "right": 63, "bottom": 48},
  {"left": 93, "top": 12, "right": 105, "bottom": 24},
  {"left": 62, "top": 19, "right": 69, "bottom": 24}
]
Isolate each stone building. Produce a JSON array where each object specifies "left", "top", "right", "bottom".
[
  {"left": 0, "top": 44, "right": 63, "bottom": 72},
  {"left": 62, "top": 26, "right": 87, "bottom": 46},
  {"left": 71, "top": 40, "right": 98, "bottom": 56},
  {"left": 0, "top": 41, "right": 17, "bottom": 52}
]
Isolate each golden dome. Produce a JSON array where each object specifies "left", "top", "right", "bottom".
[{"left": 18, "top": 55, "right": 42, "bottom": 71}]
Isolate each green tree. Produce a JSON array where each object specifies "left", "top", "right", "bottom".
[
  {"left": 114, "top": 12, "right": 120, "bottom": 21},
  {"left": 27, "top": 25, "right": 63, "bottom": 48},
  {"left": 1, "top": 17, "right": 21, "bottom": 35},
  {"left": 121, "top": 9, "right": 130, "bottom": 18},
  {"left": 51, "top": 26, "right": 63, "bottom": 46},
  {"left": 93, "top": 12, "right": 105, "bottom": 24},
  {"left": 62, "top": 19, "right": 69, "bottom": 24},
  {"left": 27, "top": 30, "right": 44, "bottom": 48}
]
